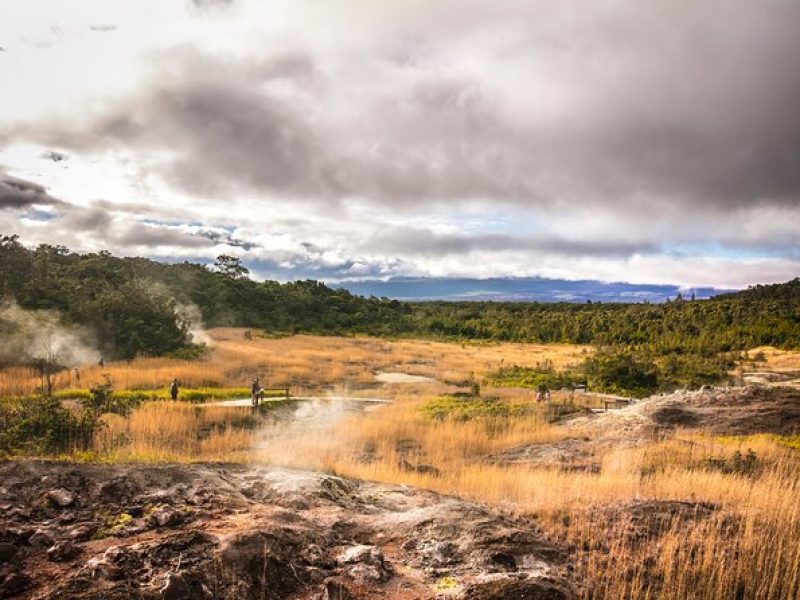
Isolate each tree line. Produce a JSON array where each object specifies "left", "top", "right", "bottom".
[{"left": 2, "top": 235, "right": 799, "bottom": 372}]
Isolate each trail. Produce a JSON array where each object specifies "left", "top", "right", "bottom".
[{"left": 203, "top": 395, "right": 392, "bottom": 407}]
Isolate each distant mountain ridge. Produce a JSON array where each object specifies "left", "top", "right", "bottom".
[{"left": 336, "top": 276, "right": 736, "bottom": 303}]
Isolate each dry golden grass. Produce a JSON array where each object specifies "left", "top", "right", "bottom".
[
  {"left": 0, "top": 328, "right": 588, "bottom": 397},
  {"left": 746, "top": 345, "right": 800, "bottom": 372},
  {"left": 255, "top": 394, "right": 573, "bottom": 474},
  {"left": 92, "top": 402, "right": 256, "bottom": 462}
]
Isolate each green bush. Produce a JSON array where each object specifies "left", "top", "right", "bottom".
[
  {"left": 0, "top": 395, "right": 100, "bottom": 457},
  {"left": 584, "top": 350, "right": 659, "bottom": 398}
]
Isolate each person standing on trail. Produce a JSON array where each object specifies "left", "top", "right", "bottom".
[
  {"left": 251, "top": 378, "right": 263, "bottom": 407},
  {"left": 536, "top": 384, "right": 551, "bottom": 403},
  {"left": 169, "top": 378, "right": 179, "bottom": 401},
  {"left": 74, "top": 366, "right": 80, "bottom": 384}
]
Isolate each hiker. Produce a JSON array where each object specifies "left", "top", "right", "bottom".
[
  {"left": 251, "top": 378, "right": 263, "bottom": 407},
  {"left": 73, "top": 366, "right": 80, "bottom": 384},
  {"left": 537, "top": 384, "right": 550, "bottom": 403},
  {"left": 98, "top": 357, "right": 104, "bottom": 367},
  {"left": 169, "top": 378, "right": 179, "bottom": 401}
]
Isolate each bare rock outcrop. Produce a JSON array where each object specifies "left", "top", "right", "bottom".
[{"left": 0, "top": 461, "right": 575, "bottom": 599}]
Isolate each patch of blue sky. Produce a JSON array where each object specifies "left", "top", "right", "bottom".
[
  {"left": 149, "top": 254, "right": 213, "bottom": 266},
  {"left": 20, "top": 208, "right": 58, "bottom": 221},
  {"left": 660, "top": 241, "right": 793, "bottom": 260},
  {"left": 140, "top": 217, "right": 235, "bottom": 232}
]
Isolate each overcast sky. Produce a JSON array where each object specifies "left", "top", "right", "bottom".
[{"left": 1, "top": 0, "right": 798, "bottom": 288}]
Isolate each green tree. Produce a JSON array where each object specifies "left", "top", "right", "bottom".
[{"left": 214, "top": 254, "right": 249, "bottom": 279}]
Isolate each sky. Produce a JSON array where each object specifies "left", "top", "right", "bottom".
[{"left": 0, "top": 0, "right": 799, "bottom": 289}]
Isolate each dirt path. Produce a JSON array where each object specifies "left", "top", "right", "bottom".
[
  {"left": 203, "top": 396, "right": 392, "bottom": 408},
  {"left": 373, "top": 372, "right": 436, "bottom": 384}
]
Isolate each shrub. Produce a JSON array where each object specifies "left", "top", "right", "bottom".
[{"left": 0, "top": 395, "right": 100, "bottom": 456}]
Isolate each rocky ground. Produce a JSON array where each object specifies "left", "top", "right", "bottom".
[
  {"left": 0, "top": 461, "right": 574, "bottom": 600},
  {"left": 490, "top": 385, "right": 800, "bottom": 470}
]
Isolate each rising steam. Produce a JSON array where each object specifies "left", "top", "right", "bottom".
[
  {"left": 175, "top": 301, "right": 213, "bottom": 346},
  {"left": 0, "top": 301, "right": 100, "bottom": 367}
]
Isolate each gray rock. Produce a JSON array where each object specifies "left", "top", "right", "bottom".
[
  {"left": 337, "top": 545, "right": 390, "bottom": 583},
  {"left": 346, "top": 563, "right": 385, "bottom": 583},
  {"left": 152, "top": 507, "right": 184, "bottom": 528},
  {"left": 29, "top": 528, "right": 56, "bottom": 547},
  {"left": 67, "top": 522, "right": 99, "bottom": 542},
  {"left": 160, "top": 572, "right": 191, "bottom": 600},
  {"left": 337, "top": 544, "right": 380, "bottom": 565},
  {"left": 46, "top": 488, "right": 75, "bottom": 508},
  {"left": 47, "top": 540, "right": 80, "bottom": 562},
  {"left": 84, "top": 555, "right": 124, "bottom": 581},
  {"left": 301, "top": 543, "right": 328, "bottom": 567},
  {"left": 418, "top": 540, "right": 458, "bottom": 566}
]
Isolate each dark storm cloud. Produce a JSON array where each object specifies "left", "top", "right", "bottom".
[
  {"left": 116, "top": 224, "right": 213, "bottom": 248},
  {"left": 61, "top": 207, "right": 112, "bottom": 231},
  {"left": 22, "top": 48, "right": 334, "bottom": 199},
  {"left": 0, "top": 170, "right": 64, "bottom": 209},
  {"left": 11, "top": 0, "right": 800, "bottom": 215},
  {"left": 41, "top": 150, "right": 68, "bottom": 162},
  {"left": 361, "top": 227, "right": 656, "bottom": 258},
  {"left": 0, "top": 171, "right": 231, "bottom": 252},
  {"left": 194, "top": 228, "right": 259, "bottom": 250}
]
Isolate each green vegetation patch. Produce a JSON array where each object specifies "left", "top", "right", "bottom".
[
  {"left": 775, "top": 435, "right": 800, "bottom": 451},
  {"left": 2, "top": 386, "right": 287, "bottom": 405},
  {"left": 488, "top": 351, "right": 734, "bottom": 399},
  {"left": 487, "top": 360, "right": 585, "bottom": 391},
  {"left": 421, "top": 395, "right": 536, "bottom": 421},
  {"left": 585, "top": 349, "right": 735, "bottom": 398}
]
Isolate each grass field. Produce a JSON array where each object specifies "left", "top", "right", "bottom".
[
  {"left": 2, "top": 330, "right": 798, "bottom": 598},
  {"left": 0, "top": 327, "right": 588, "bottom": 397}
]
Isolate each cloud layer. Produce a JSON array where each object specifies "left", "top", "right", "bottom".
[{"left": 0, "top": 0, "right": 798, "bottom": 288}]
